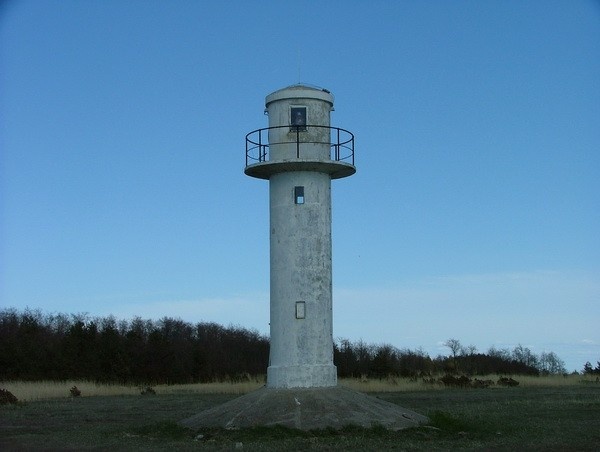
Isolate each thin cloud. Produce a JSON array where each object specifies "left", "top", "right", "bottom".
[
  {"left": 100, "top": 293, "right": 270, "bottom": 334},
  {"left": 333, "top": 270, "right": 599, "bottom": 371}
]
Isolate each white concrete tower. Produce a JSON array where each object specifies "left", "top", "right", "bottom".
[
  {"left": 183, "top": 86, "right": 424, "bottom": 431},
  {"left": 245, "top": 85, "right": 355, "bottom": 388}
]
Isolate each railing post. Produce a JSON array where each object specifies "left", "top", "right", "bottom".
[
  {"left": 296, "top": 127, "right": 300, "bottom": 158},
  {"left": 336, "top": 128, "right": 340, "bottom": 161}
]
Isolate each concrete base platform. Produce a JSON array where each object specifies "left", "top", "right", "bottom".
[{"left": 180, "top": 385, "right": 428, "bottom": 431}]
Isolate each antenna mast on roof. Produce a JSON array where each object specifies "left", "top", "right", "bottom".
[{"left": 297, "top": 48, "right": 301, "bottom": 83}]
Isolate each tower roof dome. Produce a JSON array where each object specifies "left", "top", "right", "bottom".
[{"left": 266, "top": 84, "right": 334, "bottom": 108}]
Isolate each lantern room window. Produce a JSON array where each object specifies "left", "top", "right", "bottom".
[{"left": 290, "top": 106, "right": 307, "bottom": 131}]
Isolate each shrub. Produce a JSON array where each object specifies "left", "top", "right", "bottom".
[
  {"left": 0, "top": 388, "right": 18, "bottom": 405},
  {"left": 70, "top": 386, "right": 81, "bottom": 397},
  {"left": 440, "top": 374, "right": 472, "bottom": 388},
  {"left": 472, "top": 378, "right": 494, "bottom": 388},
  {"left": 140, "top": 386, "right": 156, "bottom": 395},
  {"left": 497, "top": 377, "right": 519, "bottom": 387}
]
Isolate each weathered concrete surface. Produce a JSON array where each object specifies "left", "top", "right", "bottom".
[
  {"left": 180, "top": 385, "right": 428, "bottom": 431},
  {"left": 268, "top": 170, "right": 336, "bottom": 388}
]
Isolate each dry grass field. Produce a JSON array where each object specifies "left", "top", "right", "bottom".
[
  {"left": 1, "top": 379, "right": 266, "bottom": 402},
  {"left": 1, "top": 375, "right": 599, "bottom": 451},
  {"left": 1, "top": 374, "right": 590, "bottom": 401}
]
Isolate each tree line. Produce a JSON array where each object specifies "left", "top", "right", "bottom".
[
  {"left": 335, "top": 338, "right": 567, "bottom": 379},
  {"left": 1, "top": 309, "right": 572, "bottom": 384},
  {"left": 0, "top": 308, "right": 268, "bottom": 384},
  {"left": 582, "top": 361, "right": 600, "bottom": 376}
]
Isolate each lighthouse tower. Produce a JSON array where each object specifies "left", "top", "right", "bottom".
[
  {"left": 182, "top": 86, "right": 427, "bottom": 430},
  {"left": 245, "top": 85, "right": 355, "bottom": 388}
]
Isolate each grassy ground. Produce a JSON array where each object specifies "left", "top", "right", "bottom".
[{"left": 1, "top": 380, "right": 599, "bottom": 450}]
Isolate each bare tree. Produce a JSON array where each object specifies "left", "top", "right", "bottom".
[
  {"left": 539, "top": 351, "right": 566, "bottom": 374},
  {"left": 444, "top": 338, "right": 462, "bottom": 359},
  {"left": 462, "top": 344, "right": 477, "bottom": 356},
  {"left": 488, "top": 345, "right": 511, "bottom": 360},
  {"left": 444, "top": 338, "right": 462, "bottom": 373},
  {"left": 512, "top": 344, "right": 539, "bottom": 369}
]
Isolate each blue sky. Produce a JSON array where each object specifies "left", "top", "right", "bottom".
[{"left": 1, "top": 0, "right": 598, "bottom": 372}]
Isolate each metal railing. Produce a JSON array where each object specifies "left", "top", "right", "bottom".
[{"left": 245, "top": 125, "right": 354, "bottom": 167}]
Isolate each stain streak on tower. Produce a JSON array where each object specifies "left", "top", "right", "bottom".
[{"left": 245, "top": 85, "right": 355, "bottom": 388}]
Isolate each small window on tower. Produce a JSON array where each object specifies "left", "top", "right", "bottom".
[
  {"left": 295, "top": 301, "right": 306, "bottom": 319},
  {"left": 294, "top": 186, "right": 304, "bottom": 204},
  {"left": 290, "top": 107, "right": 307, "bottom": 131}
]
